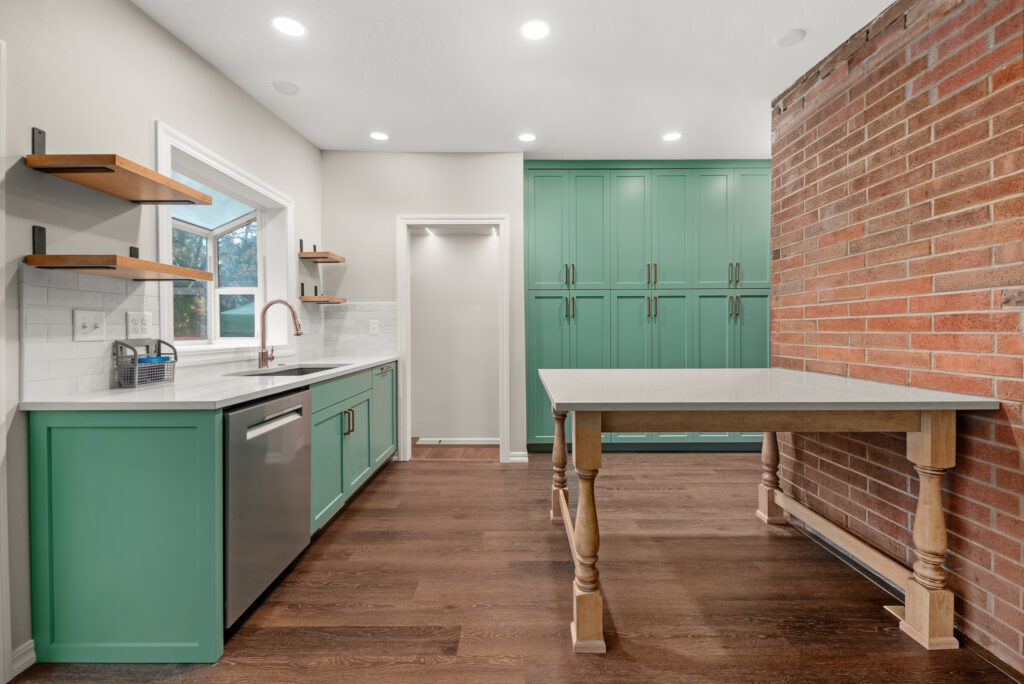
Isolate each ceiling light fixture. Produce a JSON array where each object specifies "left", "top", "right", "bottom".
[
  {"left": 662, "top": 132, "right": 682, "bottom": 142},
  {"left": 424, "top": 227, "right": 434, "bottom": 236},
  {"left": 272, "top": 80, "right": 299, "bottom": 95},
  {"left": 518, "top": 133, "right": 537, "bottom": 143},
  {"left": 521, "top": 20, "right": 550, "bottom": 40},
  {"left": 491, "top": 227, "right": 497, "bottom": 236},
  {"left": 272, "top": 16, "right": 307, "bottom": 37},
  {"left": 369, "top": 131, "right": 390, "bottom": 141},
  {"left": 773, "top": 29, "right": 806, "bottom": 48}
]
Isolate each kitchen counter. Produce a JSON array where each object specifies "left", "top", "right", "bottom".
[{"left": 19, "top": 354, "right": 397, "bottom": 411}]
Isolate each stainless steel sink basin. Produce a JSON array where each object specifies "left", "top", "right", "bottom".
[{"left": 229, "top": 364, "right": 350, "bottom": 377}]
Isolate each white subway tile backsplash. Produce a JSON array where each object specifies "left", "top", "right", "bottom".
[
  {"left": 25, "top": 306, "right": 71, "bottom": 325},
  {"left": 23, "top": 285, "right": 47, "bottom": 306},
  {"left": 22, "top": 267, "right": 77, "bottom": 290},
  {"left": 77, "top": 273, "right": 127, "bottom": 295},
  {"left": 47, "top": 288, "right": 104, "bottom": 309}
]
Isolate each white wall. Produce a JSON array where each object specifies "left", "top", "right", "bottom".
[
  {"left": 411, "top": 233, "right": 499, "bottom": 441},
  {"left": 0, "top": 0, "right": 323, "bottom": 653},
  {"left": 320, "top": 152, "right": 526, "bottom": 453}
]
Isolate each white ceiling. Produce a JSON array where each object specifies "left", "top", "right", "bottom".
[{"left": 132, "top": 0, "right": 893, "bottom": 159}]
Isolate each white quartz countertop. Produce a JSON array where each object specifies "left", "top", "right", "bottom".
[
  {"left": 539, "top": 368, "right": 1000, "bottom": 412},
  {"left": 20, "top": 355, "right": 398, "bottom": 411}
]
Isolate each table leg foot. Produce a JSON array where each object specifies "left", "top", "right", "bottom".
[
  {"left": 571, "top": 584, "right": 606, "bottom": 654},
  {"left": 900, "top": 579, "right": 958, "bottom": 650}
]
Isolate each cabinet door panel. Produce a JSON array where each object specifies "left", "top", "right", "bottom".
[
  {"left": 342, "top": 392, "right": 372, "bottom": 490},
  {"left": 652, "top": 171, "right": 690, "bottom": 289},
  {"left": 527, "top": 170, "right": 570, "bottom": 289},
  {"left": 527, "top": 292, "right": 570, "bottom": 442},
  {"left": 733, "top": 291, "right": 770, "bottom": 443},
  {"left": 651, "top": 291, "right": 692, "bottom": 442},
  {"left": 692, "top": 291, "right": 733, "bottom": 441},
  {"left": 735, "top": 171, "right": 771, "bottom": 288},
  {"left": 610, "top": 291, "right": 651, "bottom": 443},
  {"left": 611, "top": 171, "right": 652, "bottom": 289},
  {"left": 570, "top": 292, "right": 611, "bottom": 369},
  {"left": 371, "top": 365, "right": 397, "bottom": 466},
  {"left": 694, "top": 171, "right": 733, "bottom": 288},
  {"left": 570, "top": 171, "right": 611, "bottom": 289},
  {"left": 311, "top": 407, "right": 345, "bottom": 533}
]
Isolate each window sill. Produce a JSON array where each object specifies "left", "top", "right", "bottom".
[{"left": 175, "top": 341, "right": 295, "bottom": 368}]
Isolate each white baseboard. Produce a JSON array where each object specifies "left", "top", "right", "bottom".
[
  {"left": 506, "top": 451, "right": 528, "bottom": 464},
  {"left": 415, "top": 437, "right": 499, "bottom": 445},
  {"left": 11, "top": 639, "right": 35, "bottom": 679}
]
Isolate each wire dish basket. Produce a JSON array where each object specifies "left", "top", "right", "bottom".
[{"left": 112, "top": 339, "right": 178, "bottom": 388}]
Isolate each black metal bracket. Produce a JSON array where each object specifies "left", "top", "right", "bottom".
[
  {"left": 299, "top": 239, "right": 304, "bottom": 252},
  {"left": 314, "top": 284, "right": 319, "bottom": 296},
  {"left": 300, "top": 282, "right": 305, "bottom": 297},
  {"left": 32, "top": 128, "right": 46, "bottom": 155},
  {"left": 32, "top": 226, "right": 47, "bottom": 255},
  {"left": 129, "top": 246, "right": 140, "bottom": 258}
]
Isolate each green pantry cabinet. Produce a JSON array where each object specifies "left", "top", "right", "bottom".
[
  {"left": 526, "top": 161, "right": 771, "bottom": 447},
  {"left": 29, "top": 363, "right": 397, "bottom": 663}
]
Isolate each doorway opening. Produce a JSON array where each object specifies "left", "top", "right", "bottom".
[{"left": 396, "top": 216, "right": 511, "bottom": 463}]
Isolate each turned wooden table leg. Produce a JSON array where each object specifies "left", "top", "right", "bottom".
[
  {"left": 901, "top": 410, "right": 959, "bottom": 650},
  {"left": 756, "top": 431, "right": 786, "bottom": 525},
  {"left": 551, "top": 410, "right": 569, "bottom": 524},
  {"left": 571, "top": 411, "right": 606, "bottom": 654}
]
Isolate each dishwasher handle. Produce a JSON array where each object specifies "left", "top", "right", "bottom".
[{"left": 246, "top": 404, "right": 304, "bottom": 441}]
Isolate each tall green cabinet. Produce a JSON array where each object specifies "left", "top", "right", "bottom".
[{"left": 526, "top": 160, "right": 771, "bottom": 448}]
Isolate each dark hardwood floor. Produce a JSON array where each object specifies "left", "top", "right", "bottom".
[
  {"left": 409, "top": 439, "right": 499, "bottom": 461},
  {"left": 17, "top": 452, "right": 1011, "bottom": 683}
]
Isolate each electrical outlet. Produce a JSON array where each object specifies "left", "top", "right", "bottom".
[
  {"left": 126, "top": 311, "right": 153, "bottom": 338},
  {"left": 369, "top": 319, "right": 380, "bottom": 335},
  {"left": 72, "top": 310, "right": 105, "bottom": 341}
]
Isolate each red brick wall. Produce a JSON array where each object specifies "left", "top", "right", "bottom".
[{"left": 770, "top": 0, "right": 1023, "bottom": 670}]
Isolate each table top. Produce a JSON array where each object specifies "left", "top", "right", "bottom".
[{"left": 538, "top": 368, "right": 1000, "bottom": 412}]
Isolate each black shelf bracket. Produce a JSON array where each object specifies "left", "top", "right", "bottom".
[
  {"left": 32, "top": 128, "right": 46, "bottom": 155},
  {"left": 32, "top": 226, "right": 46, "bottom": 255}
]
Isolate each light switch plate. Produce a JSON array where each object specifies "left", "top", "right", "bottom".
[
  {"left": 126, "top": 311, "right": 153, "bottom": 338},
  {"left": 73, "top": 310, "right": 105, "bottom": 341}
]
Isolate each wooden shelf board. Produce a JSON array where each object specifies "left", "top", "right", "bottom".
[
  {"left": 299, "top": 251, "right": 346, "bottom": 263},
  {"left": 299, "top": 296, "right": 347, "bottom": 304},
  {"left": 25, "top": 154, "right": 212, "bottom": 205},
  {"left": 25, "top": 254, "right": 212, "bottom": 281}
]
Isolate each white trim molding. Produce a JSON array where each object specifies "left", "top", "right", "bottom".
[
  {"left": 154, "top": 121, "right": 297, "bottom": 365},
  {"left": 507, "top": 451, "right": 529, "bottom": 464},
  {"left": 10, "top": 641, "right": 34, "bottom": 680},
  {"left": 397, "top": 215, "right": 512, "bottom": 464},
  {"left": 0, "top": 39, "right": 14, "bottom": 684},
  {"left": 416, "top": 438, "right": 501, "bottom": 446}
]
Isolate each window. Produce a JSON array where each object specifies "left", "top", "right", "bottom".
[{"left": 171, "top": 172, "right": 263, "bottom": 342}]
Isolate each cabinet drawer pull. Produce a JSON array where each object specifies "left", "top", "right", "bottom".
[
  {"left": 565, "top": 296, "right": 569, "bottom": 317},
  {"left": 571, "top": 263, "right": 576, "bottom": 284},
  {"left": 572, "top": 296, "right": 576, "bottom": 317},
  {"left": 729, "top": 295, "right": 734, "bottom": 316},
  {"left": 728, "top": 262, "right": 734, "bottom": 283},
  {"left": 564, "top": 263, "right": 569, "bottom": 284},
  {"left": 736, "top": 294, "right": 741, "bottom": 316},
  {"left": 342, "top": 409, "right": 350, "bottom": 436},
  {"left": 647, "top": 262, "right": 651, "bottom": 284},
  {"left": 654, "top": 295, "right": 659, "bottom": 317},
  {"left": 647, "top": 296, "right": 651, "bottom": 317},
  {"left": 736, "top": 261, "right": 741, "bottom": 283},
  {"left": 377, "top": 365, "right": 393, "bottom": 373},
  {"left": 654, "top": 262, "right": 658, "bottom": 284}
]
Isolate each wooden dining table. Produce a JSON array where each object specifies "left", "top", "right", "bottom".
[{"left": 539, "top": 367, "right": 999, "bottom": 655}]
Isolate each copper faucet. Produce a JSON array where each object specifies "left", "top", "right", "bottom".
[{"left": 258, "top": 299, "right": 303, "bottom": 368}]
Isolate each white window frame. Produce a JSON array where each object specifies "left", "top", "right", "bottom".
[
  {"left": 155, "top": 122, "right": 297, "bottom": 366},
  {"left": 172, "top": 210, "right": 265, "bottom": 343}
]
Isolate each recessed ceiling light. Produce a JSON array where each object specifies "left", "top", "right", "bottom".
[
  {"left": 369, "top": 131, "right": 389, "bottom": 141},
  {"left": 773, "top": 29, "right": 806, "bottom": 48},
  {"left": 424, "top": 227, "right": 434, "bottom": 236},
  {"left": 521, "top": 20, "right": 550, "bottom": 40},
  {"left": 518, "top": 133, "right": 537, "bottom": 143},
  {"left": 272, "top": 80, "right": 299, "bottom": 95},
  {"left": 272, "top": 16, "right": 306, "bottom": 37},
  {"left": 662, "top": 132, "right": 682, "bottom": 142}
]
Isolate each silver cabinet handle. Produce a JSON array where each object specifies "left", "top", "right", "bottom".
[
  {"left": 654, "top": 295, "right": 659, "bottom": 317},
  {"left": 654, "top": 262, "right": 658, "bottom": 284}
]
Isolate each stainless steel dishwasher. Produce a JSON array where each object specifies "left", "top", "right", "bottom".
[{"left": 225, "top": 389, "right": 311, "bottom": 628}]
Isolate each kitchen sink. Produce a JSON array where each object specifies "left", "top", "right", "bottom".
[{"left": 229, "top": 364, "right": 350, "bottom": 377}]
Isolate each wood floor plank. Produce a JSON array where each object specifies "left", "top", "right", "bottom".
[{"left": 15, "top": 452, "right": 1012, "bottom": 683}]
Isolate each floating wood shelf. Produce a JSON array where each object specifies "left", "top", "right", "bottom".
[
  {"left": 24, "top": 154, "right": 213, "bottom": 205},
  {"left": 25, "top": 254, "right": 212, "bottom": 281},
  {"left": 299, "top": 296, "right": 347, "bottom": 304},
  {"left": 299, "top": 251, "right": 346, "bottom": 263}
]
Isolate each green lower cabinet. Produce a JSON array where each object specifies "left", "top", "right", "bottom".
[
  {"left": 371, "top": 364, "right": 397, "bottom": 466},
  {"left": 29, "top": 410, "right": 224, "bottom": 663},
  {"left": 343, "top": 391, "right": 373, "bottom": 490},
  {"left": 526, "top": 291, "right": 571, "bottom": 442},
  {"left": 610, "top": 291, "right": 653, "bottom": 443},
  {"left": 311, "top": 403, "right": 347, "bottom": 533}
]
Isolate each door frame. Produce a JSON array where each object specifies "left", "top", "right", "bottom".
[
  {"left": 396, "top": 214, "right": 513, "bottom": 463},
  {"left": 0, "top": 39, "right": 15, "bottom": 683}
]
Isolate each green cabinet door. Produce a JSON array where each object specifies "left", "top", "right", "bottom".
[
  {"left": 692, "top": 290, "right": 734, "bottom": 442},
  {"left": 527, "top": 291, "right": 571, "bottom": 442},
  {"left": 610, "top": 291, "right": 652, "bottom": 443},
  {"left": 570, "top": 291, "right": 611, "bottom": 369},
  {"left": 734, "top": 171, "right": 771, "bottom": 289},
  {"left": 733, "top": 290, "right": 770, "bottom": 443},
  {"left": 311, "top": 404, "right": 346, "bottom": 533},
  {"left": 527, "top": 170, "right": 570, "bottom": 289},
  {"left": 29, "top": 410, "right": 224, "bottom": 663},
  {"left": 371, "top": 363, "right": 397, "bottom": 466},
  {"left": 651, "top": 291, "right": 693, "bottom": 443},
  {"left": 653, "top": 170, "right": 691, "bottom": 289},
  {"left": 693, "top": 170, "right": 734, "bottom": 288},
  {"left": 570, "top": 170, "right": 611, "bottom": 289},
  {"left": 342, "top": 391, "right": 373, "bottom": 490},
  {"left": 611, "top": 170, "right": 652, "bottom": 289}
]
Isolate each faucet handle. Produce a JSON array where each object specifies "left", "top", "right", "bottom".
[{"left": 268, "top": 346, "right": 275, "bottom": 361}]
